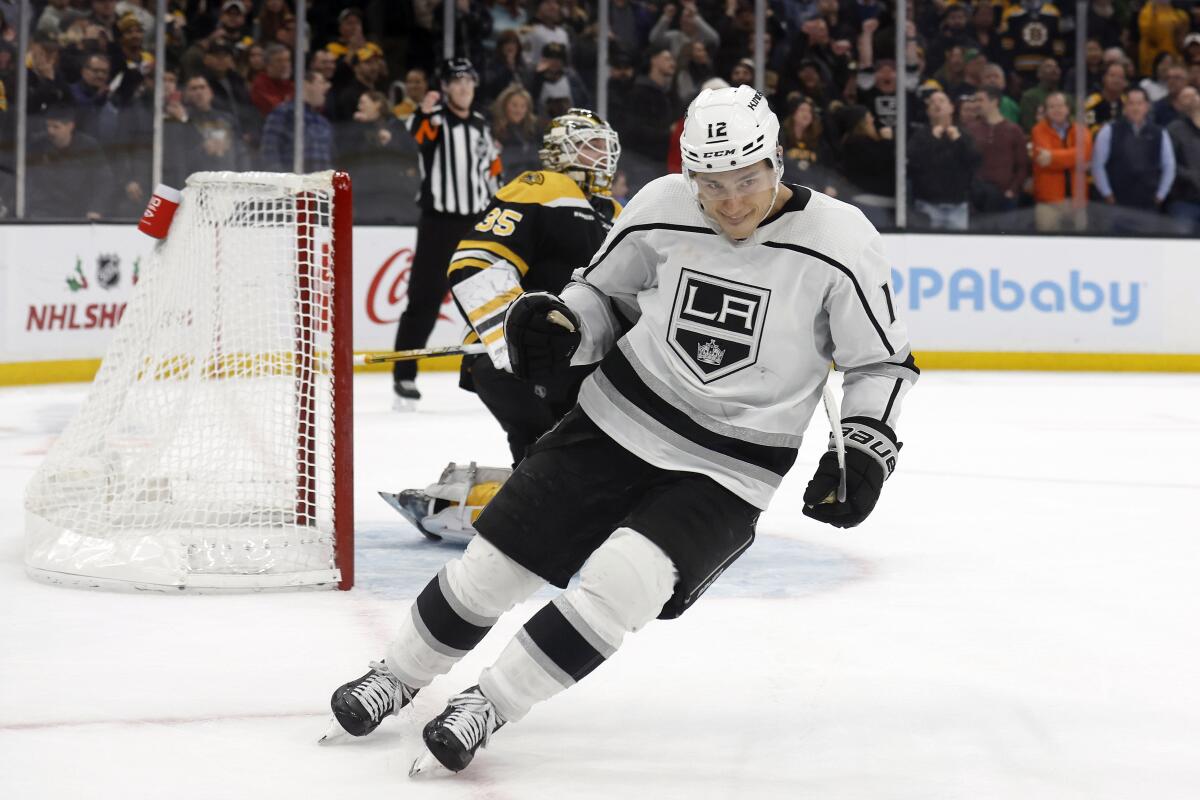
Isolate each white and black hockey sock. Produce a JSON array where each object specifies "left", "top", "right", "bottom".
[
  {"left": 387, "top": 538, "right": 544, "bottom": 688},
  {"left": 479, "top": 528, "right": 676, "bottom": 722}
]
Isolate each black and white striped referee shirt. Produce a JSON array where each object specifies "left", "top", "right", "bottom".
[{"left": 407, "top": 104, "right": 501, "bottom": 217}]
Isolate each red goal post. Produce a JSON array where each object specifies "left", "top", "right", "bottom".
[{"left": 24, "top": 171, "right": 355, "bottom": 592}]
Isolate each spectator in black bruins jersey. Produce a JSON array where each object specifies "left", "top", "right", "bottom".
[
  {"left": 380, "top": 109, "right": 622, "bottom": 543},
  {"left": 1086, "top": 61, "right": 1128, "bottom": 137},
  {"left": 997, "top": 0, "right": 1067, "bottom": 92}
]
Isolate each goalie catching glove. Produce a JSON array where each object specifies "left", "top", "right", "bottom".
[
  {"left": 803, "top": 417, "right": 901, "bottom": 529},
  {"left": 504, "top": 292, "right": 581, "bottom": 380}
]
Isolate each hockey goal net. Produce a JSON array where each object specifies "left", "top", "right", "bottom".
[{"left": 24, "top": 171, "right": 354, "bottom": 591}]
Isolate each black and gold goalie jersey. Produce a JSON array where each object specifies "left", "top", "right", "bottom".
[{"left": 447, "top": 169, "right": 622, "bottom": 359}]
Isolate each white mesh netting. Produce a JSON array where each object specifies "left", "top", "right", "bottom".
[{"left": 24, "top": 172, "right": 347, "bottom": 591}]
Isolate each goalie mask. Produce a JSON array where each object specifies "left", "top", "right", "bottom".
[
  {"left": 539, "top": 108, "right": 621, "bottom": 196},
  {"left": 679, "top": 86, "right": 784, "bottom": 235}
]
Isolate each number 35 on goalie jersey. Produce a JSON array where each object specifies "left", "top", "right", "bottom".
[{"left": 447, "top": 170, "right": 621, "bottom": 351}]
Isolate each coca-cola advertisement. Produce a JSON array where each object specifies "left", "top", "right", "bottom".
[{"left": 355, "top": 228, "right": 466, "bottom": 353}]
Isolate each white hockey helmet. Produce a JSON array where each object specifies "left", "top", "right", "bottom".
[{"left": 679, "top": 85, "right": 782, "bottom": 177}]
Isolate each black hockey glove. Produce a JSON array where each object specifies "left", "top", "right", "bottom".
[
  {"left": 505, "top": 292, "right": 582, "bottom": 381},
  {"left": 802, "top": 417, "right": 901, "bottom": 529}
]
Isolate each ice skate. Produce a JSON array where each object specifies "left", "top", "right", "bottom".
[
  {"left": 319, "top": 661, "right": 418, "bottom": 744},
  {"left": 408, "top": 685, "right": 505, "bottom": 776},
  {"left": 378, "top": 489, "right": 443, "bottom": 541},
  {"left": 392, "top": 380, "right": 420, "bottom": 412}
]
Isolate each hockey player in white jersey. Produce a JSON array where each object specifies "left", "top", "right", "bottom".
[{"left": 322, "top": 85, "right": 919, "bottom": 775}]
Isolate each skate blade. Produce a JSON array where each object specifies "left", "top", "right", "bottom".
[
  {"left": 378, "top": 492, "right": 443, "bottom": 541},
  {"left": 317, "top": 716, "right": 350, "bottom": 745},
  {"left": 408, "top": 749, "right": 448, "bottom": 778},
  {"left": 392, "top": 396, "right": 419, "bottom": 412},
  {"left": 378, "top": 491, "right": 417, "bottom": 521}
]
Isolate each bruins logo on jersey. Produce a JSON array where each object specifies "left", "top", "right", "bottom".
[
  {"left": 1023, "top": 21, "right": 1049, "bottom": 47},
  {"left": 520, "top": 172, "right": 545, "bottom": 185},
  {"left": 667, "top": 269, "right": 771, "bottom": 383}
]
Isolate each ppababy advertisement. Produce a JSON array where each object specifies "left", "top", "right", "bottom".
[
  {"left": 883, "top": 234, "right": 1200, "bottom": 353},
  {"left": 2, "top": 226, "right": 1197, "bottom": 366}
]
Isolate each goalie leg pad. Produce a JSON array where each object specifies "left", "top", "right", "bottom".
[{"left": 418, "top": 462, "right": 512, "bottom": 541}]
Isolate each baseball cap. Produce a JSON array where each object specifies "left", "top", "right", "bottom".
[{"left": 221, "top": 1, "right": 247, "bottom": 13}]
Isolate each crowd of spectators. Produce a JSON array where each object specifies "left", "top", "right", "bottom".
[{"left": 1, "top": 0, "right": 1199, "bottom": 234}]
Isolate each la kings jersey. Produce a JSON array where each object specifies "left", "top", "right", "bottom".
[{"left": 561, "top": 174, "right": 919, "bottom": 510}]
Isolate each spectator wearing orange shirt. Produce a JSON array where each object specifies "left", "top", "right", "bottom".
[{"left": 1030, "top": 91, "right": 1092, "bottom": 232}]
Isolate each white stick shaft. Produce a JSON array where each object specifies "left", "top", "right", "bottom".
[{"left": 821, "top": 383, "right": 848, "bottom": 504}]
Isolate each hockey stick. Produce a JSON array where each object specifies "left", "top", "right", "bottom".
[
  {"left": 353, "top": 344, "right": 487, "bottom": 365},
  {"left": 821, "top": 383, "right": 848, "bottom": 504}
]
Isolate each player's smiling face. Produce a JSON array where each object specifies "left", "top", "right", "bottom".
[{"left": 692, "top": 160, "right": 777, "bottom": 240}]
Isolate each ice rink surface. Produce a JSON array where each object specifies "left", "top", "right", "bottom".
[{"left": 1, "top": 370, "right": 1198, "bottom": 800}]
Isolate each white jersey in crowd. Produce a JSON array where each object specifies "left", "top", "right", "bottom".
[{"left": 560, "top": 174, "right": 920, "bottom": 510}]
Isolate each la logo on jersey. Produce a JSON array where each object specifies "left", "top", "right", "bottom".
[{"left": 668, "top": 269, "right": 770, "bottom": 383}]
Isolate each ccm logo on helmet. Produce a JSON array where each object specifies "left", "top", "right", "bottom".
[{"left": 703, "top": 149, "right": 736, "bottom": 157}]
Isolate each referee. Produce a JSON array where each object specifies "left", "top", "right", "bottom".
[{"left": 394, "top": 57, "right": 501, "bottom": 405}]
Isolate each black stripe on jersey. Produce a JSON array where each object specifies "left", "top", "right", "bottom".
[
  {"left": 522, "top": 601, "right": 606, "bottom": 683},
  {"left": 414, "top": 574, "right": 492, "bottom": 653},
  {"left": 584, "top": 223, "right": 717, "bottom": 279},
  {"left": 882, "top": 378, "right": 903, "bottom": 424},
  {"left": 762, "top": 241, "right": 895, "bottom": 356},
  {"left": 758, "top": 186, "right": 811, "bottom": 227},
  {"left": 601, "top": 347, "right": 798, "bottom": 478},
  {"left": 438, "top": 135, "right": 449, "bottom": 213},
  {"left": 450, "top": 125, "right": 465, "bottom": 214},
  {"left": 886, "top": 352, "right": 921, "bottom": 378},
  {"left": 882, "top": 283, "right": 896, "bottom": 323},
  {"left": 465, "top": 126, "right": 475, "bottom": 214}
]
